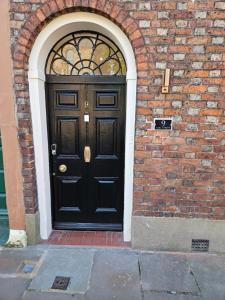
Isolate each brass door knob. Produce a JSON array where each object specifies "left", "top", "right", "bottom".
[{"left": 58, "top": 164, "right": 67, "bottom": 173}]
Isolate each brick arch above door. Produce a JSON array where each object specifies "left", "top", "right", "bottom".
[{"left": 14, "top": 0, "right": 148, "bottom": 70}]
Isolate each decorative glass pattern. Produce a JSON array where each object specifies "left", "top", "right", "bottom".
[{"left": 46, "top": 31, "right": 126, "bottom": 75}]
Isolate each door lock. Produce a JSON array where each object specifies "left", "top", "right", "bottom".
[
  {"left": 51, "top": 144, "right": 57, "bottom": 156},
  {"left": 59, "top": 164, "right": 67, "bottom": 173}
]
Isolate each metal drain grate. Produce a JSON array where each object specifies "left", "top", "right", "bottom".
[
  {"left": 51, "top": 276, "right": 70, "bottom": 290},
  {"left": 192, "top": 239, "right": 209, "bottom": 252}
]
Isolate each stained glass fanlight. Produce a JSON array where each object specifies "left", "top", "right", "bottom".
[{"left": 46, "top": 31, "right": 127, "bottom": 76}]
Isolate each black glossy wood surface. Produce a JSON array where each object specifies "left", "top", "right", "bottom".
[{"left": 46, "top": 76, "right": 126, "bottom": 231}]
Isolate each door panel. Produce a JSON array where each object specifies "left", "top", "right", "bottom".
[
  {"left": 94, "top": 177, "right": 119, "bottom": 213},
  {"left": 58, "top": 117, "right": 80, "bottom": 156},
  {"left": 96, "top": 92, "right": 118, "bottom": 109},
  {"left": 56, "top": 90, "right": 79, "bottom": 108},
  {"left": 56, "top": 176, "right": 82, "bottom": 212},
  {"left": 96, "top": 118, "right": 118, "bottom": 157},
  {"left": 47, "top": 77, "right": 126, "bottom": 230}
]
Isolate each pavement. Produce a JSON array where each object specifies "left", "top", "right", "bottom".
[{"left": 0, "top": 244, "right": 225, "bottom": 300}]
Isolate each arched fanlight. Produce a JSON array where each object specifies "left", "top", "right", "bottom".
[{"left": 46, "top": 31, "right": 127, "bottom": 75}]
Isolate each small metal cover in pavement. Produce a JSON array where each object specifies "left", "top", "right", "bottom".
[{"left": 51, "top": 276, "right": 70, "bottom": 290}]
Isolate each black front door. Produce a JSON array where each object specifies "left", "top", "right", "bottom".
[{"left": 47, "top": 76, "right": 126, "bottom": 231}]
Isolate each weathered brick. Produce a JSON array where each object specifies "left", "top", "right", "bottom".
[
  {"left": 174, "top": 70, "right": 184, "bottom": 77},
  {"left": 157, "top": 28, "right": 168, "bottom": 36},
  {"left": 138, "top": 2, "right": 151, "bottom": 10},
  {"left": 96, "top": 0, "right": 105, "bottom": 11},
  {"left": 207, "top": 101, "right": 218, "bottom": 108},
  {"left": 139, "top": 20, "right": 150, "bottom": 28},
  {"left": 215, "top": 2, "right": 225, "bottom": 10},
  {"left": 211, "top": 53, "right": 222, "bottom": 61},
  {"left": 192, "top": 62, "right": 204, "bottom": 69},
  {"left": 172, "top": 101, "right": 182, "bottom": 108},
  {"left": 186, "top": 123, "right": 198, "bottom": 131},
  {"left": 157, "top": 11, "right": 169, "bottom": 19},
  {"left": 208, "top": 86, "right": 219, "bottom": 93},
  {"left": 195, "top": 11, "right": 207, "bottom": 18},
  {"left": 201, "top": 159, "right": 212, "bottom": 167},
  {"left": 205, "top": 116, "right": 218, "bottom": 123},
  {"left": 174, "top": 53, "right": 185, "bottom": 60},
  {"left": 55, "top": 0, "right": 65, "bottom": 10},
  {"left": 176, "top": 20, "right": 188, "bottom": 27},
  {"left": 212, "top": 36, "right": 224, "bottom": 44},
  {"left": 209, "top": 70, "right": 221, "bottom": 77},
  {"left": 194, "top": 27, "right": 206, "bottom": 35},
  {"left": 214, "top": 19, "right": 225, "bottom": 27},
  {"left": 177, "top": 2, "right": 187, "bottom": 10},
  {"left": 187, "top": 108, "right": 200, "bottom": 116},
  {"left": 192, "top": 45, "right": 205, "bottom": 53},
  {"left": 156, "top": 62, "right": 167, "bottom": 69}
]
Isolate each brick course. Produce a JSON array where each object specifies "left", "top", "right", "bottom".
[{"left": 9, "top": 0, "right": 225, "bottom": 219}]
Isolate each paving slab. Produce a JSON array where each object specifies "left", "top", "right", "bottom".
[
  {"left": 144, "top": 291, "right": 202, "bottom": 300},
  {"left": 85, "top": 249, "right": 142, "bottom": 300},
  {"left": 22, "top": 290, "right": 84, "bottom": 300},
  {"left": 139, "top": 253, "right": 200, "bottom": 296},
  {"left": 0, "top": 249, "right": 43, "bottom": 275},
  {"left": 28, "top": 249, "right": 94, "bottom": 294},
  {"left": 187, "top": 254, "right": 225, "bottom": 300},
  {"left": 0, "top": 278, "right": 30, "bottom": 300}
]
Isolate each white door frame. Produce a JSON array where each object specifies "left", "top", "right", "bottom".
[{"left": 28, "top": 12, "right": 137, "bottom": 241}]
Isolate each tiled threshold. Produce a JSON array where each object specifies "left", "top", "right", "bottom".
[{"left": 42, "top": 231, "right": 131, "bottom": 248}]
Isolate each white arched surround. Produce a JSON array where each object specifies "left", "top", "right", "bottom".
[{"left": 28, "top": 12, "right": 137, "bottom": 241}]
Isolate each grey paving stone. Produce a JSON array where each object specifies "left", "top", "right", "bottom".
[
  {"left": 187, "top": 254, "right": 225, "bottom": 300},
  {"left": 85, "top": 249, "right": 142, "bottom": 300},
  {"left": 22, "top": 291, "right": 84, "bottom": 300},
  {"left": 144, "top": 291, "right": 202, "bottom": 300},
  {"left": 29, "top": 249, "right": 94, "bottom": 294},
  {"left": 0, "top": 278, "right": 30, "bottom": 300},
  {"left": 139, "top": 253, "right": 199, "bottom": 296},
  {"left": 0, "top": 249, "right": 43, "bottom": 275}
]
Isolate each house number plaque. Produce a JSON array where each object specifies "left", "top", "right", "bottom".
[{"left": 154, "top": 119, "right": 172, "bottom": 130}]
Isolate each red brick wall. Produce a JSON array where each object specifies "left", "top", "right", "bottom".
[{"left": 10, "top": 0, "right": 225, "bottom": 219}]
